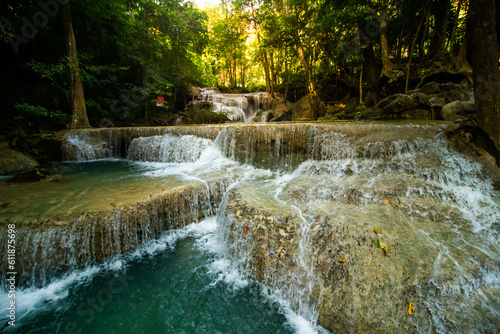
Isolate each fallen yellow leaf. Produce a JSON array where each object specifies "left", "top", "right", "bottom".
[
  {"left": 384, "top": 198, "right": 389, "bottom": 205},
  {"left": 408, "top": 302, "right": 415, "bottom": 314},
  {"left": 379, "top": 241, "right": 389, "bottom": 256},
  {"left": 339, "top": 255, "right": 346, "bottom": 263},
  {"left": 374, "top": 228, "right": 380, "bottom": 234}
]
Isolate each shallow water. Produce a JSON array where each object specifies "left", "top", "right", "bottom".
[{"left": 0, "top": 160, "right": 192, "bottom": 220}]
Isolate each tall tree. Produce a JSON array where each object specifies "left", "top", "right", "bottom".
[
  {"left": 468, "top": 0, "right": 500, "bottom": 162},
  {"left": 61, "top": 1, "right": 91, "bottom": 129},
  {"left": 428, "top": 0, "right": 450, "bottom": 60},
  {"left": 379, "top": 0, "right": 394, "bottom": 78}
]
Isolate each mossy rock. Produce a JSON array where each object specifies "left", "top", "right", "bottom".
[
  {"left": 184, "top": 108, "right": 231, "bottom": 124},
  {"left": 0, "top": 148, "right": 39, "bottom": 174}
]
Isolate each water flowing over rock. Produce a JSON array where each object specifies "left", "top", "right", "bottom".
[
  {"left": 127, "top": 134, "right": 213, "bottom": 163},
  {"left": 0, "top": 180, "right": 228, "bottom": 287},
  {"left": 186, "top": 87, "right": 275, "bottom": 122},
  {"left": 2, "top": 122, "right": 499, "bottom": 333}
]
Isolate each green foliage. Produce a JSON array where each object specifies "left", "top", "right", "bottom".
[
  {"left": 14, "top": 103, "right": 70, "bottom": 123},
  {"left": 13, "top": 103, "right": 71, "bottom": 131},
  {"left": 0, "top": 0, "right": 472, "bottom": 130}
]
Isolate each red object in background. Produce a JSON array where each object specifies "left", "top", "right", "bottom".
[{"left": 157, "top": 96, "right": 165, "bottom": 107}]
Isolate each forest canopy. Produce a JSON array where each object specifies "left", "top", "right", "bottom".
[{"left": 0, "top": 0, "right": 497, "bottom": 142}]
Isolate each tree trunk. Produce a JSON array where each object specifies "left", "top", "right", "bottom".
[
  {"left": 241, "top": 55, "right": 246, "bottom": 88},
  {"left": 284, "top": 56, "right": 290, "bottom": 102},
  {"left": 262, "top": 49, "right": 272, "bottom": 94},
  {"left": 380, "top": 1, "right": 394, "bottom": 78},
  {"left": 61, "top": 2, "right": 90, "bottom": 129},
  {"left": 468, "top": 0, "right": 500, "bottom": 163},
  {"left": 270, "top": 47, "right": 276, "bottom": 97},
  {"left": 406, "top": 22, "right": 422, "bottom": 93},
  {"left": 396, "top": 27, "right": 404, "bottom": 62},
  {"left": 358, "top": 21, "right": 381, "bottom": 104},
  {"left": 297, "top": 42, "right": 315, "bottom": 94},
  {"left": 233, "top": 56, "right": 237, "bottom": 87},
  {"left": 428, "top": 0, "right": 450, "bottom": 60},
  {"left": 447, "top": 0, "right": 465, "bottom": 54},
  {"left": 359, "top": 66, "right": 363, "bottom": 104},
  {"left": 143, "top": 72, "right": 150, "bottom": 124},
  {"left": 418, "top": 3, "right": 431, "bottom": 58},
  {"left": 228, "top": 59, "right": 233, "bottom": 87}
]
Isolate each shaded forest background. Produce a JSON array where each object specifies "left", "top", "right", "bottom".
[{"left": 0, "top": 0, "right": 499, "bottom": 152}]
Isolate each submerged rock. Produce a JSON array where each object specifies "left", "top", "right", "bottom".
[{"left": 10, "top": 168, "right": 53, "bottom": 183}]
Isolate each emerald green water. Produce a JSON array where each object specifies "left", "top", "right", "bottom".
[
  {"left": 0, "top": 160, "right": 192, "bottom": 221},
  {"left": 2, "top": 220, "right": 296, "bottom": 334}
]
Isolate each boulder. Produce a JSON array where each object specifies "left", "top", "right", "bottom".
[
  {"left": 184, "top": 100, "right": 212, "bottom": 113},
  {"left": 188, "top": 86, "right": 202, "bottom": 99},
  {"left": 382, "top": 94, "right": 416, "bottom": 114},
  {"left": 437, "top": 86, "right": 472, "bottom": 103},
  {"left": 264, "top": 111, "right": 274, "bottom": 122},
  {"left": 291, "top": 94, "right": 326, "bottom": 121},
  {"left": 427, "top": 96, "right": 447, "bottom": 108},
  {"left": 376, "top": 94, "right": 399, "bottom": 109},
  {"left": 419, "top": 82, "right": 442, "bottom": 95},
  {"left": 183, "top": 108, "right": 230, "bottom": 124},
  {"left": 271, "top": 100, "right": 290, "bottom": 119},
  {"left": 441, "top": 100, "right": 476, "bottom": 121},
  {"left": 0, "top": 147, "right": 39, "bottom": 174},
  {"left": 412, "top": 92, "right": 430, "bottom": 106}
]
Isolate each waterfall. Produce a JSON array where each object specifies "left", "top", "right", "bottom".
[
  {"left": 199, "top": 88, "right": 273, "bottom": 122},
  {"left": 0, "top": 180, "right": 228, "bottom": 288},
  {"left": 3, "top": 123, "right": 499, "bottom": 333},
  {"left": 127, "top": 134, "right": 212, "bottom": 163}
]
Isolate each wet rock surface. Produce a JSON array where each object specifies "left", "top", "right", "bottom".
[
  {"left": 222, "top": 171, "right": 499, "bottom": 333},
  {"left": 0, "top": 146, "right": 39, "bottom": 174},
  {"left": 0, "top": 179, "right": 229, "bottom": 287},
  {"left": 291, "top": 94, "right": 326, "bottom": 121},
  {"left": 3, "top": 122, "right": 498, "bottom": 333},
  {"left": 357, "top": 82, "right": 474, "bottom": 121}
]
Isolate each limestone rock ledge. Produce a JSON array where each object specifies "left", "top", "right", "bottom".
[
  {"left": 220, "top": 186, "right": 498, "bottom": 333},
  {"left": 0, "top": 179, "right": 228, "bottom": 287}
]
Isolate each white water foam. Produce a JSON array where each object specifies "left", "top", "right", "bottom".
[
  {"left": 127, "top": 134, "right": 213, "bottom": 163},
  {"left": 1, "top": 216, "right": 324, "bottom": 333},
  {"left": 193, "top": 217, "right": 328, "bottom": 334}
]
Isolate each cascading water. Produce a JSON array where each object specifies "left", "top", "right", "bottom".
[
  {"left": 1, "top": 123, "right": 498, "bottom": 333},
  {"left": 198, "top": 88, "right": 273, "bottom": 122},
  {"left": 127, "top": 134, "right": 213, "bottom": 163}
]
